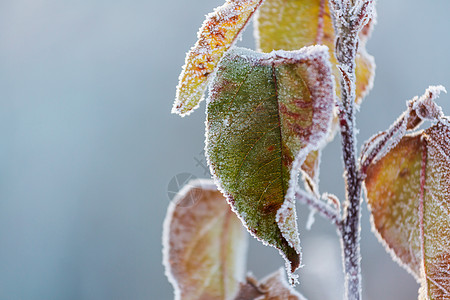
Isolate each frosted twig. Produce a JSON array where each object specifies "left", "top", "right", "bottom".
[
  {"left": 329, "top": 0, "right": 376, "bottom": 299},
  {"left": 296, "top": 190, "right": 341, "bottom": 227}
]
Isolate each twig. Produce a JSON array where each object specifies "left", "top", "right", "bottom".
[{"left": 296, "top": 190, "right": 341, "bottom": 227}]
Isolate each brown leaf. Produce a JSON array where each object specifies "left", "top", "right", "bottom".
[
  {"left": 163, "top": 179, "right": 248, "bottom": 300},
  {"left": 234, "top": 270, "right": 307, "bottom": 300},
  {"left": 365, "top": 122, "right": 450, "bottom": 300}
]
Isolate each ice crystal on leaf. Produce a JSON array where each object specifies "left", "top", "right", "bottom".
[
  {"left": 205, "top": 46, "right": 334, "bottom": 282},
  {"left": 365, "top": 122, "right": 450, "bottom": 300},
  {"left": 163, "top": 179, "right": 248, "bottom": 300},
  {"left": 173, "top": 0, "right": 264, "bottom": 116}
]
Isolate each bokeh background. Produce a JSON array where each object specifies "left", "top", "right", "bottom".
[{"left": 0, "top": 0, "right": 449, "bottom": 299}]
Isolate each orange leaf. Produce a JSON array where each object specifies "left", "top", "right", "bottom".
[
  {"left": 173, "top": 0, "right": 264, "bottom": 116},
  {"left": 365, "top": 122, "right": 450, "bottom": 300}
]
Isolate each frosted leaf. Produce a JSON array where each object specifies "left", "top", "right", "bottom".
[
  {"left": 365, "top": 122, "right": 450, "bottom": 300},
  {"left": 255, "top": 0, "right": 375, "bottom": 105},
  {"left": 420, "top": 122, "right": 450, "bottom": 299},
  {"left": 206, "top": 46, "right": 334, "bottom": 281},
  {"left": 163, "top": 179, "right": 248, "bottom": 300},
  {"left": 173, "top": 0, "right": 264, "bottom": 116},
  {"left": 235, "top": 270, "right": 307, "bottom": 300},
  {"left": 361, "top": 86, "right": 447, "bottom": 172}
]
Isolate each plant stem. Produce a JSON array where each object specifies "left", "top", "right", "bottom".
[
  {"left": 337, "top": 57, "right": 363, "bottom": 300},
  {"left": 330, "top": 1, "right": 373, "bottom": 298}
]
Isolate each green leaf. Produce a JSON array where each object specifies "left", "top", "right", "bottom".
[
  {"left": 173, "top": 0, "right": 264, "bottom": 116},
  {"left": 163, "top": 179, "right": 248, "bottom": 300},
  {"left": 365, "top": 122, "right": 450, "bottom": 300},
  {"left": 206, "top": 46, "right": 335, "bottom": 281}
]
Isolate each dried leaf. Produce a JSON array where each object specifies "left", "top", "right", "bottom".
[
  {"left": 301, "top": 150, "right": 321, "bottom": 195},
  {"left": 255, "top": 270, "right": 307, "bottom": 300},
  {"left": 365, "top": 123, "right": 450, "bottom": 300},
  {"left": 173, "top": 0, "right": 264, "bottom": 116},
  {"left": 235, "top": 270, "right": 307, "bottom": 300},
  {"left": 206, "top": 46, "right": 335, "bottom": 281},
  {"left": 254, "top": 0, "right": 375, "bottom": 104},
  {"left": 163, "top": 179, "right": 248, "bottom": 300}
]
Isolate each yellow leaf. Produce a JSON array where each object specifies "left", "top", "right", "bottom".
[
  {"left": 173, "top": 0, "right": 264, "bottom": 116},
  {"left": 254, "top": 0, "right": 375, "bottom": 104}
]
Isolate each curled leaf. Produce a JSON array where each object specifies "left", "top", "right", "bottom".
[
  {"left": 407, "top": 85, "right": 447, "bottom": 130},
  {"left": 173, "top": 0, "right": 264, "bottom": 116},
  {"left": 206, "top": 46, "right": 335, "bottom": 281},
  {"left": 365, "top": 122, "right": 450, "bottom": 300},
  {"left": 163, "top": 179, "right": 248, "bottom": 300}
]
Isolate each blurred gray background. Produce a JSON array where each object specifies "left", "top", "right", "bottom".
[{"left": 0, "top": 0, "right": 449, "bottom": 299}]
